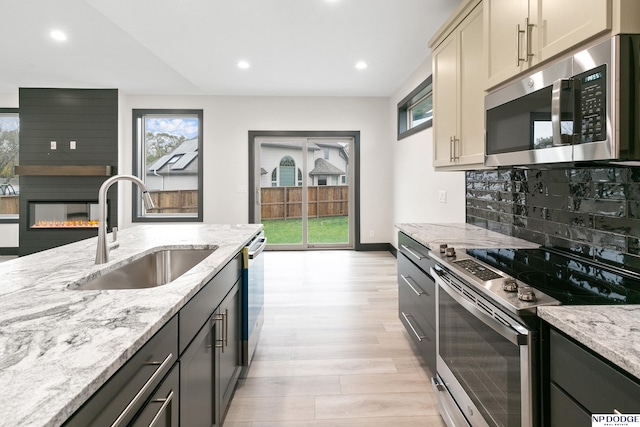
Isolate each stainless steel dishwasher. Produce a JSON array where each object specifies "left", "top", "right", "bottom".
[{"left": 241, "top": 231, "right": 266, "bottom": 373}]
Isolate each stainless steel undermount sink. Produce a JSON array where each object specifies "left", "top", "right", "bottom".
[{"left": 72, "top": 247, "right": 217, "bottom": 290}]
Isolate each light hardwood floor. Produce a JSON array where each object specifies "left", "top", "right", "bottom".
[{"left": 224, "top": 250, "right": 445, "bottom": 427}]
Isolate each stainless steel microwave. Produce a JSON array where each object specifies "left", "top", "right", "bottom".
[{"left": 485, "top": 34, "right": 640, "bottom": 167}]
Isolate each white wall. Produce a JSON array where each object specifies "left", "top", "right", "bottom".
[
  {"left": 390, "top": 58, "right": 466, "bottom": 248},
  {"left": 2, "top": 61, "right": 472, "bottom": 251},
  {"left": 119, "top": 95, "right": 393, "bottom": 245}
]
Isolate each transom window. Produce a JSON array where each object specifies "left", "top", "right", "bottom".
[{"left": 397, "top": 76, "right": 433, "bottom": 140}]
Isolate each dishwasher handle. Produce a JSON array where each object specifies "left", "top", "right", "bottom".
[{"left": 248, "top": 236, "right": 267, "bottom": 259}]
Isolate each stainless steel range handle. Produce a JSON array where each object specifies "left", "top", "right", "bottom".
[
  {"left": 111, "top": 353, "right": 174, "bottom": 427},
  {"left": 401, "top": 312, "right": 428, "bottom": 342},
  {"left": 400, "top": 274, "right": 428, "bottom": 296}
]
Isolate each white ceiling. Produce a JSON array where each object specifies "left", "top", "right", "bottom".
[{"left": 1, "top": 0, "right": 461, "bottom": 97}]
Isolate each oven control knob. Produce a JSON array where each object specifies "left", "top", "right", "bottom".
[
  {"left": 445, "top": 247, "right": 456, "bottom": 257},
  {"left": 518, "top": 286, "right": 536, "bottom": 302},
  {"left": 502, "top": 278, "right": 518, "bottom": 292},
  {"left": 439, "top": 244, "right": 448, "bottom": 253}
]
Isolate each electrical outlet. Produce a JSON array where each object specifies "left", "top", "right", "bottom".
[
  {"left": 70, "top": 140, "right": 77, "bottom": 150},
  {"left": 50, "top": 141, "right": 57, "bottom": 150},
  {"left": 439, "top": 190, "right": 447, "bottom": 203},
  {"left": 369, "top": 230, "right": 375, "bottom": 237}
]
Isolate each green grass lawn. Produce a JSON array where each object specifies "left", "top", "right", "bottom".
[{"left": 262, "top": 216, "right": 349, "bottom": 245}]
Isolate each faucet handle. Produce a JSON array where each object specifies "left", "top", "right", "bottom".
[{"left": 112, "top": 226, "right": 118, "bottom": 242}]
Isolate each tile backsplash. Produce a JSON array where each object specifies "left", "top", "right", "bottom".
[{"left": 465, "top": 166, "right": 640, "bottom": 271}]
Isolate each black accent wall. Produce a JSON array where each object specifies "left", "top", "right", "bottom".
[
  {"left": 466, "top": 167, "right": 640, "bottom": 271},
  {"left": 18, "top": 88, "right": 118, "bottom": 255}
]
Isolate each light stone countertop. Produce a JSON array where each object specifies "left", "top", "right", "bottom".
[
  {"left": 398, "top": 223, "right": 640, "bottom": 382},
  {"left": 396, "top": 223, "right": 540, "bottom": 251},
  {"left": 538, "top": 306, "right": 640, "bottom": 381},
  {"left": 0, "top": 223, "right": 262, "bottom": 427}
]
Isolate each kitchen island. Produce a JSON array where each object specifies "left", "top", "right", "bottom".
[{"left": 0, "top": 223, "right": 261, "bottom": 427}]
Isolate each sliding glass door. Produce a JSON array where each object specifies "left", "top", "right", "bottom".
[{"left": 252, "top": 135, "right": 353, "bottom": 250}]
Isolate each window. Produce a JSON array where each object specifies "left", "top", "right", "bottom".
[
  {"left": 323, "top": 147, "right": 330, "bottom": 159},
  {"left": 397, "top": 76, "right": 433, "bottom": 140},
  {"left": 132, "top": 109, "right": 203, "bottom": 222},
  {"left": 0, "top": 109, "right": 19, "bottom": 222}
]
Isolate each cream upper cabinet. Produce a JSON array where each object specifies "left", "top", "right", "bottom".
[
  {"left": 432, "top": 2, "right": 485, "bottom": 170},
  {"left": 535, "top": 0, "right": 609, "bottom": 62},
  {"left": 485, "top": 0, "right": 610, "bottom": 89},
  {"left": 484, "top": 0, "right": 530, "bottom": 89}
]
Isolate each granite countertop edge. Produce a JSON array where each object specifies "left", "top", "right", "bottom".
[
  {"left": 0, "top": 223, "right": 262, "bottom": 427},
  {"left": 395, "top": 222, "right": 540, "bottom": 250},
  {"left": 538, "top": 305, "right": 640, "bottom": 381}
]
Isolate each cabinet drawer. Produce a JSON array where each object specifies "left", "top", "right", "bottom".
[
  {"left": 64, "top": 316, "right": 178, "bottom": 427},
  {"left": 550, "top": 328, "right": 640, "bottom": 413},
  {"left": 398, "top": 252, "right": 436, "bottom": 330},
  {"left": 398, "top": 232, "right": 436, "bottom": 276},
  {"left": 398, "top": 306, "right": 436, "bottom": 373},
  {"left": 179, "top": 252, "right": 242, "bottom": 354},
  {"left": 549, "top": 382, "right": 590, "bottom": 427}
]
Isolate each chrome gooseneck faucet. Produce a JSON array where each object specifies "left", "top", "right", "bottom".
[{"left": 95, "top": 175, "right": 154, "bottom": 264}]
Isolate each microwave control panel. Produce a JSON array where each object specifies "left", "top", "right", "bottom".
[{"left": 578, "top": 64, "right": 606, "bottom": 143}]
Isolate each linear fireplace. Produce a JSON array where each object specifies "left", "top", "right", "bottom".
[{"left": 28, "top": 201, "right": 106, "bottom": 229}]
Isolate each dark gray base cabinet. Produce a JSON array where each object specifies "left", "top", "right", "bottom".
[
  {"left": 547, "top": 326, "right": 640, "bottom": 426},
  {"left": 397, "top": 232, "right": 437, "bottom": 374},
  {"left": 180, "top": 279, "right": 241, "bottom": 427},
  {"left": 64, "top": 251, "right": 244, "bottom": 427}
]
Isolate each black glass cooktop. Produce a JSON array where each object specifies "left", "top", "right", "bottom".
[{"left": 465, "top": 248, "right": 640, "bottom": 305}]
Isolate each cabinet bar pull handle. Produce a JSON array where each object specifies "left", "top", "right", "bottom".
[
  {"left": 525, "top": 17, "right": 534, "bottom": 60},
  {"left": 454, "top": 137, "right": 460, "bottom": 161},
  {"left": 111, "top": 353, "right": 174, "bottom": 427},
  {"left": 212, "top": 315, "right": 224, "bottom": 349},
  {"left": 400, "top": 274, "right": 427, "bottom": 296},
  {"left": 149, "top": 390, "right": 175, "bottom": 427},
  {"left": 224, "top": 307, "right": 229, "bottom": 348},
  {"left": 401, "top": 312, "right": 428, "bottom": 342},
  {"left": 516, "top": 23, "right": 526, "bottom": 65},
  {"left": 400, "top": 244, "right": 425, "bottom": 261},
  {"left": 449, "top": 136, "right": 455, "bottom": 162}
]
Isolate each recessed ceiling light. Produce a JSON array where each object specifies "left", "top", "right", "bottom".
[
  {"left": 50, "top": 30, "right": 67, "bottom": 42},
  {"left": 355, "top": 61, "right": 368, "bottom": 70},
  {"left": 237, "top": 60, "right": 250, "bottom": 69}
]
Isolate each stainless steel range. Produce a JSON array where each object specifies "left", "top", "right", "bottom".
[
  {"left": 430, "top": 245, "right": 559, "bottom": 427},
  {"left": 429, "top": 244, "right": 640, "bottom": 427}
]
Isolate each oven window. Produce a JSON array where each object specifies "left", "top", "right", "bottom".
[{"left": 439, "top": 290, "right": 522, "bottom": 426}]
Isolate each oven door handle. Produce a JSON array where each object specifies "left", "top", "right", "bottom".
[{"left": 432, "top": 269, "right": 528, "bottom": 346}]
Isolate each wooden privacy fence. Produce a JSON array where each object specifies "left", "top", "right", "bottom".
[
  {"left": 261, "top": 185, "right": 348, "bottom": 220},
  {"left": 147, "top": 190, "right": 198, "bottom": 214},
  {"left": 0, "top": 196, "right": 18, "bottom": 215}
]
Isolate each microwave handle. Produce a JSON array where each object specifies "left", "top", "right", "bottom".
[{"left": 552, "top": 78, "right": 582, "bottom": 146}]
